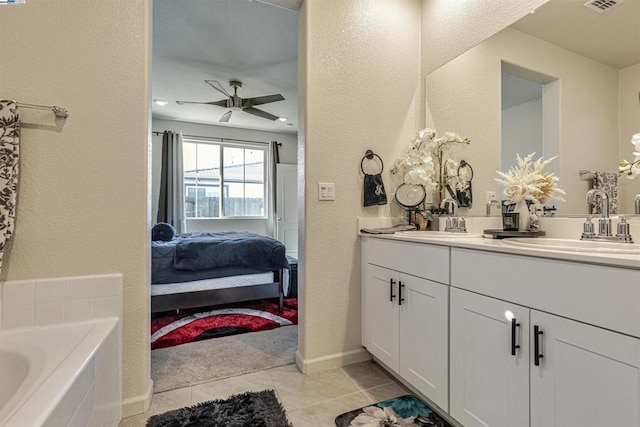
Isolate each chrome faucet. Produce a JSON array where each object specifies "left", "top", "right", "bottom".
[
  {"left": 635, "top": 194, "right": 640, "bottom": 215},
  {"left": 581, "top": 189, "right": 634, "bottom": 242},
  {"left": 486, "top": 200, "right": 501, "bottom": 216},
  {"left": 585, "top": 189, "right": 611, "bottom": 236},
  {"left": 441, "top": 198, "right": 467, "bottom": 232}
]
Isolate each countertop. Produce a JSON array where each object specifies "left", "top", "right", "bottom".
[{"left": 360, "top": 232, "right": 640, "bottom": 270}]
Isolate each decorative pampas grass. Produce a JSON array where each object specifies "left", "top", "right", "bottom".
[{"left": 495, "top": 153, "right": 565, "bottom": 207}]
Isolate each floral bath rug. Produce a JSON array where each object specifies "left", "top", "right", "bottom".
[{"left": 335, "top": 395, "right": 452, "bottom": 427}]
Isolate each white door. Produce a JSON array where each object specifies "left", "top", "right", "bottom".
[
  {"left": 531, "top": 310, "right": 640, "bottom": 427},
  {"left": 399, "top": 274, "right": 449, "bottom": 411},
  {"left": 363, "top": 264, "right": 400, "bottom": 371},
  {"left": 276, "top": 164, "right": 298, "bottom": 257},
  {"left": 450, "top": 288, "right": 530, "bottom": 427}
]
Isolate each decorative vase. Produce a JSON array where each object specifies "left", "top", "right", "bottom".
[{"left": 513, "top": 199, "right": 531, "bottom": 232}]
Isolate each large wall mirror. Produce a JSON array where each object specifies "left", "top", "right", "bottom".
[{"left": 426, "top": 0, "right": 640, "bottom": 216}]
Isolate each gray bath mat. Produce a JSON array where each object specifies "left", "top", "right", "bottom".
[{"left": 146, "top": 389, "right": 292, "bottom": 427}]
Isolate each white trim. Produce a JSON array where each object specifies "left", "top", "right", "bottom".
[
  {"left": 121, "top": 379, "right": 153, "bottom": 418},
  {"left": 294, "top": 348, "right": 371, "bottom": 374}
]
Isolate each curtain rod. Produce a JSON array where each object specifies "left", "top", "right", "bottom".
[{"left": 151, "top": 131, "right": 281, "bottom": 146}]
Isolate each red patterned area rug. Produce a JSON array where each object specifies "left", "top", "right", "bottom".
[{"left": 151, "top": 298, "right": 298, "bottom": 350}]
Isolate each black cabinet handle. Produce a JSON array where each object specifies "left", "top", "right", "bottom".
[
  {"left": 534, "top": 325, "right": 544, "bottom": 366},
  {"left": 511, "top": 318, "right": 520, "bottom": 356},
  {"left": 389, "top": 279, "right": 396, "bottom": 301},
  {"left": 399, "top": 282, "right": 405, "bottom": 305}
]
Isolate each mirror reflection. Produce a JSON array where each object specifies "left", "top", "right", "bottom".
[{"left": 425, "top": 0, "right": 640, "bottom": 216}]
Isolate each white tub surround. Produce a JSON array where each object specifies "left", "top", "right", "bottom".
[
  {"left": 1, "top": 274, "right": 122, "bottom": 328},
  {"left": 0, "top": 274, "right": 123, "bottom": 427},
  {"left": 361, "top": 223, "right": 640, "bottom": 427},
  {"left": 0, "top": 319, "right": 121, "bottom": 427}
]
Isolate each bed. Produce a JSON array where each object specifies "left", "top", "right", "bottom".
[{"left": 151, "top": 230, "right": 289, "bottom": 314}]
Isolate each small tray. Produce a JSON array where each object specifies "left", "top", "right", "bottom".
[{"left": 483, "top": 229, "right": 546, "bottom": 239}]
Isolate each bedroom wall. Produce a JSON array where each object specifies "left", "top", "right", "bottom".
[
  {"left": 151, "top": 119, "right": 298, "bottom": 236},
  {"left": 0, "top": 0, "right": 152, "bottom": 416}
]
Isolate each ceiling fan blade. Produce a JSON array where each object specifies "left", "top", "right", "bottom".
[
  {"left": 242, "top": 94, "right": 285, "bottom": 107},
  {"left": 205, "top": 80, "right": 231, "bottom": 98},
  {"left": 219, "top": 111, "right": 232, "bottom": 122},
  {"left": 243, "top": 107, "right": 279, "bottom": 121},
  {"left": 176, "top": 100, "right": 228, "bottom": 107}
]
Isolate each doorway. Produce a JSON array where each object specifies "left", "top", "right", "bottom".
[{"left": 149, "top": 0, "right": 301, "bottom": 393}]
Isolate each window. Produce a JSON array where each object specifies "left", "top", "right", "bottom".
[{"left": 183, "top": 139, "right": 268, "bottom": 218}]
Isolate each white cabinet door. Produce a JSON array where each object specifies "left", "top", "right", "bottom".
[
  {"left": 531, "top": 310, "right": 640, "bottom": 427},
  {"left": 450, "top": 288, "right": 530, "bottom": 427},
  {"left": 399, "top": 274, "right": 449, "bottom": 411},
  {"left": 363, "top": 264, "right": 400, "bottom": 371}
]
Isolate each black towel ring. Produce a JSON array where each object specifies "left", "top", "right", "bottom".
[
  {"left": 361, "top": 150, "right": 384, "bottom": 175},
  {"left": 457, "top": 159, "right": 473, "bottom": 180}
]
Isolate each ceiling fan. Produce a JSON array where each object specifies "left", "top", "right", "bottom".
[{"left": 176, "top": 80, "right": 285, "bottom": 122}]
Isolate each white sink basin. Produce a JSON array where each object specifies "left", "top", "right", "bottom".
[
  {"left": 501, "top": 238, "right": 640, "bottom": 254},
  {"left": 395, "top": 230, "right": 483, "bottom": 239}
]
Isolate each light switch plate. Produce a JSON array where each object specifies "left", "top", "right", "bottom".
[{"left": 318, "top": 182, "right": 335, "bottom": 201}]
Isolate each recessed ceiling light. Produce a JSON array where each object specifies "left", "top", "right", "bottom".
[
  {"left": 278, "top": 117, "right": 288, "bottom": 122},
  {"left": 154, "top": 99, "right": 168, "bottom": 106}
]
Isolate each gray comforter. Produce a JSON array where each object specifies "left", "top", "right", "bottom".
[{"left": 151, "top": 231, "right": 288, "bottom": 284}]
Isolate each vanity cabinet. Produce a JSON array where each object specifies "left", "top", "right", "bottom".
[
  {"left": 449, "top": 288, "right": 530, "bottom": 427},
  {"left": 362, "top": 237, "right": 449, "bottom": 411},
  {"left": 362, "top": 238, "right": 640, "bottom": 427},
  {"left": 450, "top": 248, "right": 640, "bottom": 427}
]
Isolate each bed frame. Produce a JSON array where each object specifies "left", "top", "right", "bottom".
[{"left": 150, "top": 269, "right": 285, "bottom": 314}]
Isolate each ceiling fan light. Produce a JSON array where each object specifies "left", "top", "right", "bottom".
[
  {"left": 154, "top": 99, "right": 168, "bottom": 106},
  {"left": 278, "top": 117, "right": 288, "bottom": 122}
]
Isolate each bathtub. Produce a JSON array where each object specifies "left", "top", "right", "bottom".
[{"left": 0, "top": 318, "right": 121, "bottom": 426}]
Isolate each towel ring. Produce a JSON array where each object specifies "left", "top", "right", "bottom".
[
  {"left": 361, "top": 150, "right": 384, "bottom": 175},
  {"left": 457, "top": 160, "right": 473, "bottom": 180}
]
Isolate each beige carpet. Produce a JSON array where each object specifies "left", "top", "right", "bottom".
[{"left": 151, "top": 325, "right": 298, "bottom": 393}]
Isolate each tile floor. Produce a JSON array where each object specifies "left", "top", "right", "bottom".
[{"left": 119, "top": 361, "right": 409, "bottom": 426}]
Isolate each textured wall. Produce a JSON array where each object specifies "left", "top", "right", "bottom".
[
  {"left": 0, "top": 0, "right": 151, "bottom": 412},
  {"left": 299, "top": 0, "right": 422, "bottom": 369},
  {"left": 421, "top": 0, "right": 550, "bottom": 74}
]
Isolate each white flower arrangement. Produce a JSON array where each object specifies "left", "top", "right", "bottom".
[
  {"left": 495, "top": 152, "right": 565, "bottom": 207},
  {"left": 619, "top": 133, "right": 640, "bottom": 178},
  {"left": 390, "top": 128, "right": 470, "bottom": 201}
]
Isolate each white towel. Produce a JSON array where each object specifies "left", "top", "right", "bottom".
[{"left": 0, "top": 100, "right": 20, "bottom": 271}]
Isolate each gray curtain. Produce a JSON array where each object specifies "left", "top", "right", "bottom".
[
  {"left": 157, "top": 131, "right": 185, "bottom": 233},
  {"left": 270, "top": 141, "right": 280, "bottom": 238}
]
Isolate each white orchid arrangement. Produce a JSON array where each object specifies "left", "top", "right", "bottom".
[
  {"left": 495, "top": 153, "right": 565, "bottom": 207},
  {"left": 619, "top": 133, "right": 640, "bottom": 178},
  {"left": 390, "top": 128, "right": 470, "bottom": 202}
]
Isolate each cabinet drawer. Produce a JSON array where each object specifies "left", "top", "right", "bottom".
[
  {"left": 451, "top": 248, "right": 640, "bottom": 338},
  {"left": 367, "top": 238, "right": 449, "bottom": 284}
]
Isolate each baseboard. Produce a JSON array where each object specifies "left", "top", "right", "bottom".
[
  {"left": 121, "top": 379, "right": 154, "bottom": 418},
  {"left": 295, "top": 347, "right": 371, "bottom": 374}
]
